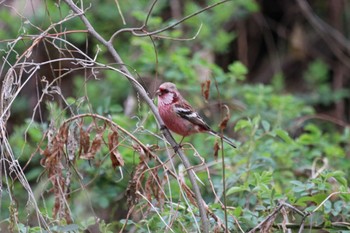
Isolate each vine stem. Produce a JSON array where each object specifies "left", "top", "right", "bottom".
[{"left": 62, "top": 0, "right": 210, "bottom": 231}]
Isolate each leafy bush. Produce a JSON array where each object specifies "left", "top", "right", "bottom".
[{"left": 1, "top": 0, "right": 349, "bottom": 232}]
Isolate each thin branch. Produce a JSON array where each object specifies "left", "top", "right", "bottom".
[
  {"left": 143, "top": 0, "right": 158, "bottom": 27},
  {"left": 248, "top": 200, "right": 307, "bottom": 233},
  {"left": 132, "top": 0, "right": 231, "bottom": 37},
  {"left": 114, "top": 0, "right": 126, "bottom": 25},
  {"left": 136, "top": 191, "right": 175, "bottom": 233},
  {"left": 298, "top": 214, "right": 307, "bottom": 233},
  {"left": 153, "top": 23, "right": 203, "bottom": 41},
  {"left": 277, "top": 222, "right": 350, "bottom": 230},
  {"left": 296, "top": 0, "right": 350, "bottom": 69},
  {"left": 61, "top": 0, "right": 211, "bottom": 231},
  {"left": 294, "top": 113, "right": 350, "bottom": 128},
  {"left": 312, "top": 191, "right": 350, "bottom": 213},
  {"left": 248, "top": 197, "right": 350, "bottom": 232},
  {"left": 109, "top": 0, "right": 231, "bottom": 42},
  {"left": 247, "top": 203, "right": 284, "bottom": 233},
  {"left": 109, "top": 0, "right": 158, "bottom": 42}
]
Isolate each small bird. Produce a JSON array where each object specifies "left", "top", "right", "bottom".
[{"left": 156, "top": 82, "right": 236, "bottom": 148}]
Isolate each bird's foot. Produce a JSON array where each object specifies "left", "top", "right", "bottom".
[
  {"left": 159, "top": 125, "right": 184, "bottom": 152},
  {"left": 160, "top": 124, "right": 167, "bottom": 131},
  {"left": 173, "top": 143, "right": 183, "bottom": 153}
]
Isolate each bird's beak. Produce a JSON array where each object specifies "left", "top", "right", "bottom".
[{"left": 155, "top": 89, "right": 161, "bottom": 96}]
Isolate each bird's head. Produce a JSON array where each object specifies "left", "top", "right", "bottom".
[{"left": 156, "top": 82, "right": 179, "bottom": 105}]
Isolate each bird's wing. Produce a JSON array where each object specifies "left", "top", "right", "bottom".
[{"left": 174, "top": 102, "right": 211, "bottom": 131}]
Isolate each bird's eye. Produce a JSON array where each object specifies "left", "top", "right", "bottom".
[{"left": 162, "top": 89, "right": 169, "bottom": 94}]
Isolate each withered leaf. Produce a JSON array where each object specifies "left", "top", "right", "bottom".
[
  {"left": 47, "top": 120, "right": 56, "bottom": 150},
  {"left": 260, "top": 212, "right": 278, "bottom": 233},
  {"left": 80, "top": 152, "right": 95, "bottom": 160},
  {"left": 80, "top": 131, "right": 103, "bottom": 160},
  {"left": 126, "top": 163, "right": 147, "bottom": 206},
  {"left": 67, "top": 123, "right": 79, "bottom": 161},
  {"left": 145, "top": 169, "right": 161, "bottom": 202},
  {"left": 181, "top": 182, "right": 197, "bottom": 207},
  {"left": 145, "top": 175, "right": 152, "bottom": 201},
  {"left": 213, "top": 141, "right": 220, "bottom": 161},
  {"left": 133, "top": 144, "right": 148, "bottom": 162},
  {"left": 79, "top": 128, "right": 90, "bottom": 156},
  {"left": 219, "top": 105, "right": 230, "bottom": 131},
  {"left": 108, "top": 131, "right": 124, "bottom": 168},
  {"left": 201, "top": 79, "right": 211, "bottom": 101},
  {"left": 90, "top": 133, "right": 102, "bottom": 155},
  {"left": 126, "top": 179, "right": 138, "bottom": 207},
  {"left": 59, "top": 123, "right": 69, "bottom": 145}
]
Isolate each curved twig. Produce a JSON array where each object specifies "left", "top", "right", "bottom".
[
  {"left": 296, "top": 0, "right": 350, "bottom": 69},
  {"left": 132, "top": 0, "right": 231, "bottom": 37},
  {"left": 61, "top": 1, "right": 212, "bottom": 231},
  {"left": 109, "top": 0, "right": 231, "bottom": 42}
]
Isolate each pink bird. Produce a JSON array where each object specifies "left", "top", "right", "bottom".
[{"left": 156, "top": 82, "right": 236, "bottom": 148}]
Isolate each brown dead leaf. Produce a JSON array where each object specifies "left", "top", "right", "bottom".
[
  {"left": 67, "top": 123, "right": 79, "bottom": 161},
  {"left": 219, "top": 105, "right": 230, "bottom": 131},
  {"left": 80, "top": 152, "right": 96, "bottom": 160},
  {"left": 145, "top": 174, "right": 152, "bottom": 201},
  {"left": 260, "top": 213, "right": 278, "bottom": 233},
  {"left": 108, "top": 131, "right": 124, "bottom": 168},
  {"left": 126, "top": 162, "right": 147, "bottom": 206},
  {"left": 147, "top": 168, "right": 161, "bottom": 202},
  {"left": 79, "top": 128, "right": 90, "bottom": 156},
  {"left": 201, "top": 79, "right": 211, "bottom": 101},
  {"left": 132, "top": 144, "right": 151, "bottom": 162},
  {"left": 110, "top": 149, "right": 124, "bottom": 168},
  {"left": 47, "top": 120, "right": 56, "bottom": 150},
  {"left": 89, "top": 133, "right": 102, "bottom": 155},
  {"left": 59, "top": 123, "right": 69, "bottom": 145},
  {"left": 213, "top": 141, "right": 220, "bottom": 161},
  {"left": 280, "top": 206, "right": 289, "bottom": 232},
  {"left": 126, "top": 179, "right": 138, "bottom": 207},
  {"left": 39, "top": 122, "right": 71, "bottom": 223},
  {"left": 181, "top": 182, "right": 197, "bottom": 207},
  {"left": 80, "top": 131, "right": 103, "bottom": 160},
  {"left": 41, "top": 123, "right": 68, "bottom": 166}
]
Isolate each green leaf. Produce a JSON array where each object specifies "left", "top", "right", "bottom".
[
  {"left": 51, "top": 224, "right": 80, "bottom": 232},
  {"left": 234, "top": 119, "right": 251, "bottom": 131},
  {"left": 327, "top": 171, "right": 348, "bottom": 186},
  {"left": 228, "top": 61, "right": 248, "bottom": 81},
  {"left": 312, "top": 193, "right": 329, "bottom": 205},
  {"left": 294, "top": 193, "right": 327, "bottom": 207},
  {"left": 233, "top": 206, "right": 243, "bottom": 217},
  {"left": 226, "top": 186, "right": 248, "bottom": 196},
  {"left": 324, "top": 145, "right": 345, "bottom": 158},
  {"left": 261, "top": 120, "right": 270, "bottom": 132},
  {"left": 230, "top": 61, "right": 248, "bottom": 75},
  {"left": 79, "top": 216, "right": 97, "bottom": 230},
  {"left": 275, "top": 129, "right": 293, "bottom": 144},
  {"left": 252, "top": 115, "right": 261, "bottom": 126}
]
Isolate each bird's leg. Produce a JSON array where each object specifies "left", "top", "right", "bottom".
[
  {"left": 160, "top": 125, "right": 187, "bottom": 152},
  {"left": 173, "top": 144, "right": 180, "bottom": 153},
  {"left": 160, "top": 124, "right": 183, "bottom": 152},
  {"left": 178, "top": 136, "right": 186, "bottom": 146},
  {"left": 160, "top": 124, "right": 167, "bottom": 131},
  {"left": 173, "top": 136, "right": 186, "bottom": 153}
]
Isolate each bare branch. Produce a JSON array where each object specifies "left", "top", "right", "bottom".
[
  {"left": 109, "top": 0, "right": 231, "bottom": 42},
  {"left": 248, "top": 200, "right": 307, "bottom": 233},
  {"left": 61, "top": 0, "right": 212, "bottom": 231},
  {"left": 132, "top": 0, "right": 231, "bottom": 37},
  {"left": 296, "top": 0, "right": 350, "bottom": 68}
]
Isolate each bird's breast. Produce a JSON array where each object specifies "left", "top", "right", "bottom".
[{"left": 158, "top": 104, "right": 198, "bottom": 136}]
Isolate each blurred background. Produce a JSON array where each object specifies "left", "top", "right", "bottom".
[{"left": 0, "top": 0, "right": 349, "bottom": 232}]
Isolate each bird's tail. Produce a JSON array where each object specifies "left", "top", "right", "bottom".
[{"left": 209, "top": 130, "right": 236, "bottom": 148}]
